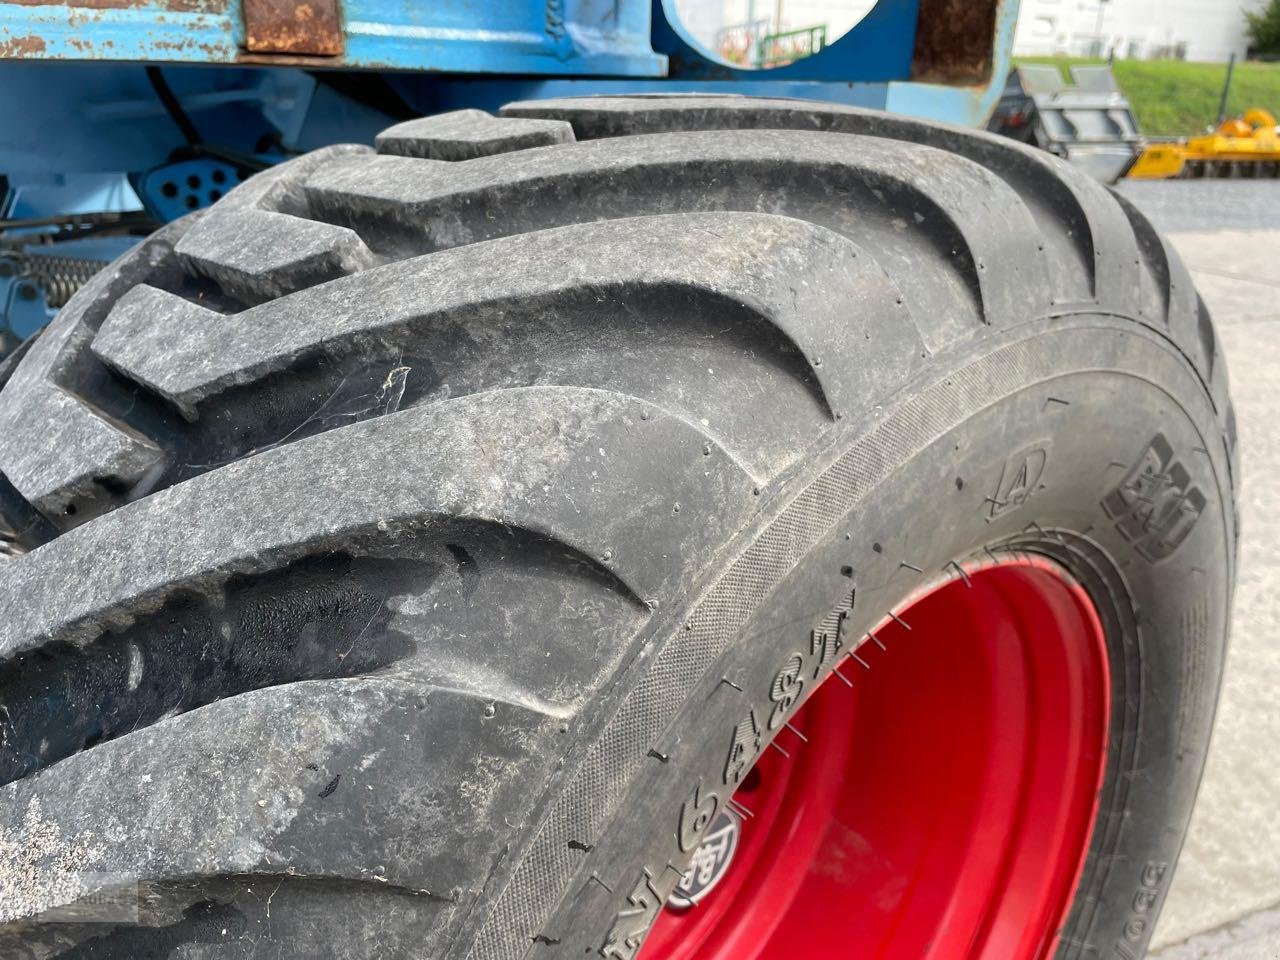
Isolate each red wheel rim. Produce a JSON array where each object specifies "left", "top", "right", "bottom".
[{"left": 641, "top": 555, "right": 1110, "bottom": 960}]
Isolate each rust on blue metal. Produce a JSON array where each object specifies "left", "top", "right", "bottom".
[
  {"left": 887, "top": 0, "right": 1019, "bottom": 125},
  {"left": 242, "top": 0, "right": 343, "bottom": 56},
  {"left": 0, "top": 0, "right": 1018, "bottom": 127},
  {"left": 0, "top": 0, "right": 667, "bottom": 75}
]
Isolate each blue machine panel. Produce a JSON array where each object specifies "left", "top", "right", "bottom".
[{"left": 0, "top": 0, "right": 664, "bottom": 75}]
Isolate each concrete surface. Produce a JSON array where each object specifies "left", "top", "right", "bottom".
[
  {"left": 1154, "top": 904, "right": 1280, "bottom": 960},
  {"left": 1136, "top": 216, "right": 1280, "bottom": 958},
  {"left": 1115, "top": 181, "right": 1280, "bottom": 234}
]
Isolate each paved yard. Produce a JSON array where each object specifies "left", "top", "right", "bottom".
[
  {"left": 1115, "top": 182, "right": 1280, "bottom": 958},
  {"left": 1116, "top": 180, "right": 1280, "bottom": 234}
]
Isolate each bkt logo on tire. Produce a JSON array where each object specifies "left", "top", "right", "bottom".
[
  {"left": 668, "top": 809, "right": 741, "bottom": 909},
  {"left": 1103, "top": 434, "right": 1206, "bottom": 562}
]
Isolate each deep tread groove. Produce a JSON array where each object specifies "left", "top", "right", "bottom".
[
  {"left": 0, "top": 386, "right": 747, "bottom": 662},
  {"left": 1109, "top": 187, "right": 1172, "bottom": 322},
  {"left": 12, "top": 875, "right": 451, "bottom": 960},
  {"left": 0, "top": 553, "right": 426, "bottom": 787},
  {"left": 0, "top": 470, "right": 57, "bottom": 557},
  {"left": 1196, "top": 294, "right": 1217, "bottom": 380}
]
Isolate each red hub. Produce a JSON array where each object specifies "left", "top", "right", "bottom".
[{"left": 642, "top": 555, "right": 1110, "bottom": 960}]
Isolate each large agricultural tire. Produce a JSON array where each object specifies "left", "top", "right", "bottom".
[{"left": 0, "top": 97, "right": 1236, "bottom": 960}]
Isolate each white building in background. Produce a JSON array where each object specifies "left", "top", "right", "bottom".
[
  {"left": 674, "top": 0, "right": 878, "bottom": 64},
  {"left": 708, "top": 0, "right": 878, "bottom": 40},
  {"left": 677, "top": 0, "right": 1267, "bottom": 66},
  {"left": 1012, "top": 0, "right": 1267, "bottom": 62}
]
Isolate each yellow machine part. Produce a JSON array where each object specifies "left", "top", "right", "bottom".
[
  {"left": 1128, "top": 107, "right": 1280, "bottom": 179},
  {"left": 1129, "top": 144, "right": 1187, "bottom": 178},
  {"left": 1244, "top": 107, "right": 1279, "bottom": 129}
]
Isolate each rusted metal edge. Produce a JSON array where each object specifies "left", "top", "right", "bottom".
[
  {"left": 241, "top": 0, "right": 342, "bottom": 57},
  {"left": 911, "top": 0, "right": 1003, "bottom": 86}
]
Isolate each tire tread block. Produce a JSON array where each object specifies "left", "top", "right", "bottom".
[
  {"left": 376, "top": 109, "right": 575, "bottom": 161},
  {"left": 175, "top": 207, "right": 376, "bottom": 306},
  {"left": 0, "top": 256, "right": 172, "bottom": 518},
  {"left": 0, "top": 386, "right": 752, "bottom": 662}
]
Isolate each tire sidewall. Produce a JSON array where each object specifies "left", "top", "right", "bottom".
[{"left": 509, "top": 317, "right": 1233, "bottom": 960}]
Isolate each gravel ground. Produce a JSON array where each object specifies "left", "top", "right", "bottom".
[{"left": 1121, "top": 185, "right": 1280, "bottom": 959}]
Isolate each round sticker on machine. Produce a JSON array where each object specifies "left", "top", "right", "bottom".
[{"left": 668, "top": 808, "right": 741, "bottom": 909}]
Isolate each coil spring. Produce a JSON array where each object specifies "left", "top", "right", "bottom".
[{"left": 15, "top": 254, "right": 107, "bottom": 308}]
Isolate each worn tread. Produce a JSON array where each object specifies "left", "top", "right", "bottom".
[
  {"left": 0, "top": 675, "right": 566, "bottom": 924},
  {"left": 500, "top": 96, "right": 1146, "bottom": 314},
  {"left": 303, "top": 130, "right": 1048, "bottom": 341}
]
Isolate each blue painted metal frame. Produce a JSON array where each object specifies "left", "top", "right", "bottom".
[
  {"left": 0, "top": 0, "right": 1020, "bottom": 351},
  {"left": 0, "top": 262, "right": 52, "bottom": 342},
  {"left": 0, "top": 1, "right": 1020, "bottom": 133},
  {"left": 0, "top": 64, "right": 311, "bottom": 174},
  {"left": 0, "top": 0, "right": 664, "bottom": 75},
  {"left": 0, "top": 0, "right": 1017, "bottom": 127}
]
